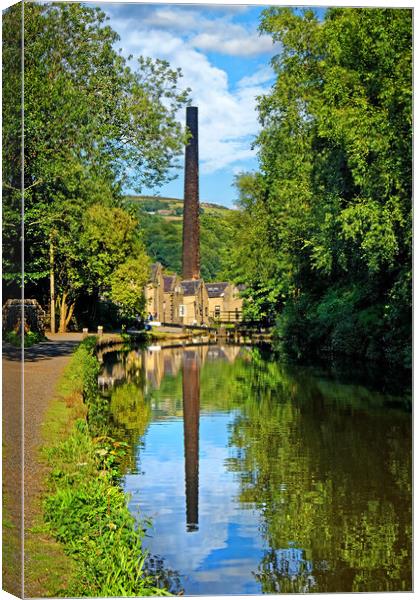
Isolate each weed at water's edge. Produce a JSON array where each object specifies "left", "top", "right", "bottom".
[{"left": 42, "top": 337, "right": 171, "bottom": 597}]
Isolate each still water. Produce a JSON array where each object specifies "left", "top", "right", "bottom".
[{"left": 98, "top": 343, "right": 412, "bottom": 594}]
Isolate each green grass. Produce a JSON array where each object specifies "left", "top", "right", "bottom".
[
  {"left": 4, "top": 330, "right": 46, "bottom": 347},
  {"left": 41, "top": 337, "right": 170, "bottom": 597},
  {"left": 25, "top": 524, "right": 76, "bottom": 598},
  {"left": 2, "top": 488, "right": 22, "bottom": 597}
]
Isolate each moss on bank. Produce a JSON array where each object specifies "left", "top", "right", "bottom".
[{"left": 41, "top": 336, "right": 169, "bottom": 597}]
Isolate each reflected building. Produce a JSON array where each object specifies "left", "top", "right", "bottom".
[
  {"left": 98, "top": 356, "right": 128, "bottom": 389},
  {"left": 144, "top": 348, "right": 165, "bottom": 390},
  {"left": 275, "top": 547, "right": 313, "bottom": 579},
  {"left": 182, "top": 349, "right": 200, "bottom": 532},
  {"left": 220, "top": 345, "right": 241, "bottom": 363},
  {"left": 197, "top": 344, "right": 209, "bottom": 365},
  {"left": 163, "top": 348, "right": 183, "bottom": 378}
]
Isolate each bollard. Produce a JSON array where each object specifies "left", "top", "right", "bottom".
[
  {"left": 82, "top": 327, "right": 88, "bottom": 339},
  {"left": 97, "top": 325, "right": 103, "bottom": 336}
]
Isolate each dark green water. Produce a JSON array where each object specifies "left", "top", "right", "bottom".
[{"left": 99, "top": 344, "right": 412, "bottom": 594}]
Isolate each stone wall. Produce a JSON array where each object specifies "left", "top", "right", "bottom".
[{"left": 2, "top": 299, "right": 46, "bottom": 334}]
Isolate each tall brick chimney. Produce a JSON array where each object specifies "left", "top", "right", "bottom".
[{"left": 182, "top": 106, "right": 200, "bottom": 280}]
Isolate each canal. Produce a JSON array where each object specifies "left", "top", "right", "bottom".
[{"left": 98, "top": 343, "right": 411, "bottom": 594}]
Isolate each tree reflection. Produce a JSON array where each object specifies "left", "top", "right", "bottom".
[
  {"left": 108, "top": 382, "right": 151, "bottom": 472},
  {"left": 226, "top": 349, "right": 412, "bottom": 592},
  {"left": 144, "top": 554, "right": 183, "bottom": 595},
  {"left": 255, "top": 547, "right": 316, "bottom": 594}
]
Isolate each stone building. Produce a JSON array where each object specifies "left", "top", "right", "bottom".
[
  {"left": 180, "top": 279, "right": 209, "bottom": 326},
  {"left": 205, "top": 282, "right": 243, "bottom": 321},
  {"left": 163, "top": 274, "right": 184, "bottom": 324},
  {"left": 223, "top": 283, "right": 244, "bottom": 319},
  {"left": 144, "top": 262, "right": 164, "bottom": 321}
]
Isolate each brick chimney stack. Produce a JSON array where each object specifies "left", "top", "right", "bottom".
[{"left": 182, "top": 106, "right": 200, "bottom": 280}]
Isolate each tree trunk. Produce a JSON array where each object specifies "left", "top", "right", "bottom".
[
  {"left": 58, "top": 291, "right": 75, "bottom": 333},
  {"left": 50, "top": 236, "right": 56, "bottom": 334}
]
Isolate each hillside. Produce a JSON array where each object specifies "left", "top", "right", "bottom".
[
  {"left": 124, "top": 195, "right": 235, "bottom": 281},
  {"left": 125, "top": 195, "right": 231, "bottom": 221}
]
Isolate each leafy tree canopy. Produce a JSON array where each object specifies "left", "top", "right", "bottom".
[
  {"left": 226, "top": 8, "right": 412, "bottom": 365},
  {"left": 2, "top": 2, "right": 190, "bottom": 330},
  {"left": 110, "top": 256, "right": 151, "bottom": 318}
]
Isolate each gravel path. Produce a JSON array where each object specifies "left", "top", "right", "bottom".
[{"left": 2, "top": 333, "right": 83, "bottom": 595}]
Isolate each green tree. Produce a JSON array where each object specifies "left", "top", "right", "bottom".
[
  {"left": 228, "top": 8, "right": 412, "bottom": 364},
  {"left": 137, "top": 214, "right": 183, "bottom": 275},
  {"left": 2, "top": 2, "right": 189, "bottom": 329},
  {"left": 135, "top": 205, "right": 236, "bottom": 281},
  {"left": 110, "top": 256, "right": 150, "bottom": 318},
  {"left": 220, "top": 173, "right": 286, "bottom": 321},
  {"left": 51, "top": 203, "right": 147, "bottom": 331},
  {"left": 199, "top": 212, "right": 235, "bottom": 281},
  {"left": 224, "top": 349, "right": 411, "bottom": 592}
]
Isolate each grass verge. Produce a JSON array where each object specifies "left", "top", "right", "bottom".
[
  {"left": 41, "top": 336, "right": 170, "bottom": 597},
  {"left": 4, "top": 330, "right": 47, "bottom": 347}
]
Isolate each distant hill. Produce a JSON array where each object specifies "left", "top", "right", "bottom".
[
  {"left": 124, "top": 195, "right": 234, "bottom": 281},
  {"left": 125, "top": 195, "right": 231, "bottom": 221}
]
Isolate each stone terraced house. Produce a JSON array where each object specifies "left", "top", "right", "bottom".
[
  {"left": 205, "top": 282, "right": 243, "bottom": 321},
  {"left": 163, "top": 274, "right": 184, "bottom": 324},
  {"left": 180, "top": 279, "right": 209, "bottom": 326}
]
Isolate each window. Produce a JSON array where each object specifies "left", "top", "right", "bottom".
[
  {"left": 179, "top": 304, "right": 186, "bottom": 317},
  {"left": 215, "top": 305, "right": 221, "bottom": 318}
]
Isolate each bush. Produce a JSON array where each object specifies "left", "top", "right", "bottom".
[
  {"left": 4, "top": 329, "right": 46, "bottom": 347},
  {"left": 275, "top": 283, "right": 409, "bottom": 366}
]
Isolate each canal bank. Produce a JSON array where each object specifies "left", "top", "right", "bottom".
[
  {"left": 3, "top": 332, "right": 164, "bottom": 597},
  {"left": 34, "top": 336, "right": 168, "bottom": 597}
]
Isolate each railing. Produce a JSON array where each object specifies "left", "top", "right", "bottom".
[
  {"left": 210, "top": 313, "right": 274, "bottom": 331},
  {"left": 210, "top": 310, "right": 243, "bottom": 323}
]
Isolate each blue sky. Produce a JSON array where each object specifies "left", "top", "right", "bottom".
[{"left": 96, "top": 3, "right": 279, "bottom": 207}]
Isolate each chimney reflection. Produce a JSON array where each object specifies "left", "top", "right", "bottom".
[{"left": 182, "top": 349, "right": 200, "bottom": 532}]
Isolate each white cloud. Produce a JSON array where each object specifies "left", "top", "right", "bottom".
[
  {"left": 142, "top": 7, "right": 205, "bottom": 32},
  {"left": 105, "top": 6, "right": 276, "bottom": 175},
  {"left": 149, "top": 8, "right": 273, "bottom": 57},
  {"left": 141, "top": 6, "right": 273, "bottom": 57},
  {"left": 238, "top": 65, "right": 276, "bottom": 88},
  {"left": 192, "top": 30, "right": 273, "bottom": 57},
  {"left": 112, "top": 7, "right": 274, "bottom": 58},
  {"left": 124, "top": 413, "right": 264, "bottom": 591}
]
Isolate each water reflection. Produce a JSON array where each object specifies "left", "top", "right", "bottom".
[
  {"left": 256, "top": 546, "right": 316, "bottom": 594},
  {"left": 98, "top": 344, "right": 412, "bottom": 594},
  {"left": 183, "top": 350, "right": 200, "bottom": 532}
]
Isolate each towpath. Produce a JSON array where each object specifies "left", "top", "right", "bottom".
[{"left": 2, "top": 333, "right": 83, "bottom": 595}]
